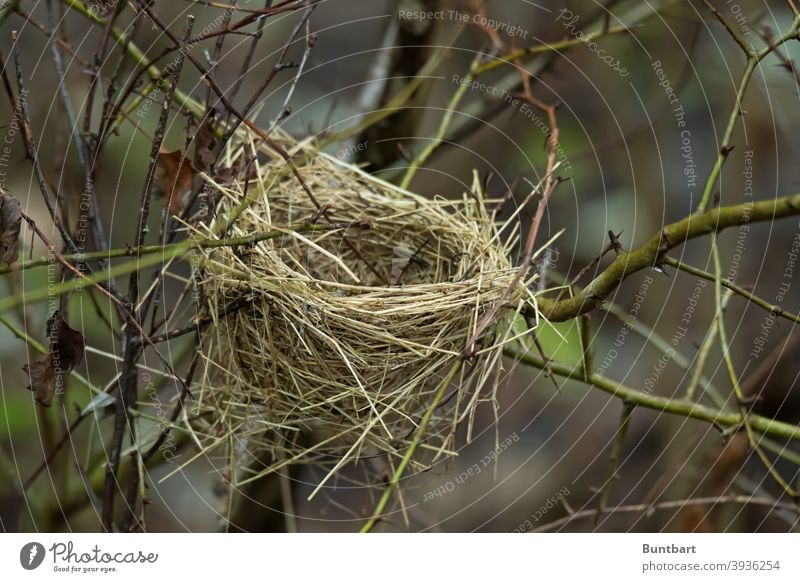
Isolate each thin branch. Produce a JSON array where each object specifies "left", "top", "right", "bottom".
[
  {"left": 399, "top": 54, "right": 481, "bottom": 189},
  {"left": 360, "top": 361, "right": 462, "bottom": 533},
  {"left": 506, "top": 349, "right": 800, "bottom": 441},
  {"left": 532, "top": 494, "right": 795, "bottom": 532},
  {"left": 536, "top": 192, "right": 800, "bottom": 322},
  {"left": 702, "top": 0, "right": 755, "bottom": 56},
  {"left": 594, "top": 403, "right": 634, "bottom": 523},
  {"left": 665, "top": 256, "right": 800, "bottom": 325},
  {"left": 464, "top": 93, "right": 562, "bottom": 357},
  {"left": 473, "top": 25, "right": 633, "bottom": 76},
  {"left": 696, "top": 15, "right": 800, "bottom": 212},
  {"left": 102, "top": 14, "right": 195, "bottom": 532},
  {"left": 710, "top": 234, "right": 797, "bottom": 498}
]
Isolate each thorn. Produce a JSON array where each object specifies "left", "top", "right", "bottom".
[
  {"left": 607, "top": 230, "right": 623, "bottom": 255},
  {"left": 482, "top": 171, "right": 494, "bottom": 193},
  {"left": 653, "top": 264, "right": 670, "bottom": 277},
  {"left": 657, "top": 229, "right": 670, "bottom": 253}
]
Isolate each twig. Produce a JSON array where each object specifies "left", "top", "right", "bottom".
[
  {"left": 0, "top": 223, "right": 367, "bottom": 311},
  {"left": 594, "top": 403, "right": 634, "bottom": 523},
  {"left": 360, "top": 361, "right": 462, "bottom": 533},
  {"left": 474, "top": 25, "right": 633, "bottom": 75},
  {"left": 227, "top": 0, "right": 271, "bottom": 105},
  {"left": 505, "top": 348, "right": 800, "bottom": 441},
  {"left": 532, "top": 494, "right": 795, "bottom": 532},
  {"left": 536, "top": 192, "right": 800, "bottom": 322},
  {"left": 234, "top": 1, "right": 317, "bottom": 131},
  {"left": 683, "top": 290, "right": 733, "bottom": 402},
  {"left": 696, "top": 14, "right": 800, "bottom": 212},
  {"left": 702, "top": 0, "right": 755, "bottom": 56},
  {"left": 665, "top": 256, "right": 800, "bottom": 325},
  {"left": 710, "top": 234, "right": 797, "bottom": 498},
  {"left": 463, "top": 93, "right": 562, "bottom": 357},
  {"left": 45, "top": 0, "right": 108, "bottom": 255},
  {"left": 3, "top": 39, "right": 77, "bottom": 253},
  {"left": 102, "top": 14, "right": 195, "bottom": 532},
  {"left": 399, "top": 54, "right": 481, "bottom": 189}
]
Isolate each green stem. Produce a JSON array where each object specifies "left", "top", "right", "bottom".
[
  {"left": 664, "top": 256, "right": 800, "bottom": 325},
  {"left": 322, "top": 24, "right": 465, "bottom": 148},
  {"left": 696, "top": 58, "right": 756, "bottom": 212},
  {"left": 507, "top": 349, "right": 800, "bottom": 442},
  {"left": 360, "top": 361, "right": 462, "bottom": 533},
  {"left": 599, "top": 300, "right": 726, "bottom": 406},
  {"left": 595, "top": 403, "right": 634, "bottom": 524},
  {"left": 696, "top": 16, "right": 800, "bottom": 212},
  {"left": 537, "top": 192, "right": 800, "bottom": 322},
  {"left": 399, "top": 57, "right": 478, "bottom": 189},
  {"left": 0, "top": 223, "right": 360, "bottom": 311},
  {"left": 711, "top": 235, "right": 796, "bottom": 496},
  {"left": 473, "top": 25, "right": 631, "bottom": 76},
  {"left": 59, "top": 0, "right": 204, "bottom": 116}
]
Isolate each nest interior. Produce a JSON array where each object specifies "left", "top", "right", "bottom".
[{"left": 192, "top": 136, "right": 532, "bottom": 481}]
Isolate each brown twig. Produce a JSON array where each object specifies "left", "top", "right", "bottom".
[
  {"left": 101, "top": 14, "right": 195, "bottom": 533},
  {"left": 463, "top": 86, "right": 562, "bottom": 357}
]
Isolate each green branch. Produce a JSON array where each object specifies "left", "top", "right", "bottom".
[
  {"left": 696, "top": 15, "right": 800, "bottom": 212},
  {"left": 537, "top": 192, "right": 800, "bottom": 322},
  {"left": 0, "top": 223, "right": 362, "bottom": 312},
  {"left": 58, "top": 0, "right": 205, "bottom": 118},
  {"left": 664, "top": 256, "right": 800, "bottom": 325},
  {"left": 360, "top": 361, "right": 462, "bottom": 533},
  {"left": 507, "top": 349, "right": 800, "bottom": 442},
  {"left": 473, "top": 25, "right": 632, "bottom": 76}
]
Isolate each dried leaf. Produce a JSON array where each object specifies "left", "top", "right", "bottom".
[
  {"left": 0, "top": 190, "right": 22, "bottom": 265},
  {"left": 23, "top": 311, "right": 86, "bottom": 407},
  {"left": 154, "top": 149, "right": 195, "bottom": 215},
  {"left": 192, "top": 108, "right": 220, "bottom": 173},
  {"left": 23, "top": 359, "right": 56, "bottom": 408}
]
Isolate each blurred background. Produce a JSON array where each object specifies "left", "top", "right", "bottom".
[{"left": 1, "top": 0, "right": 799, "bottom": 532}]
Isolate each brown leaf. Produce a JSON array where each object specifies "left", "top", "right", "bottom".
[
  {"left": 154, "top": 149, "right": 195, "bottom": 215},
  {"left": 23, "top": 311, "right": 86, "bottom": 407},
  {"left": 192, "top": 108, "right": 220, "bottom": 173},
  {"left": 23, "top": 359, "right": 56, "bottom": 407},
  {"left": 0, "top": 190, "right": 22, "bottom": 265}
]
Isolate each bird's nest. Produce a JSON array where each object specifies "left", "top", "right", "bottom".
[{"left": 190, "top": 132, "right": 538, "bottom": 488}]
